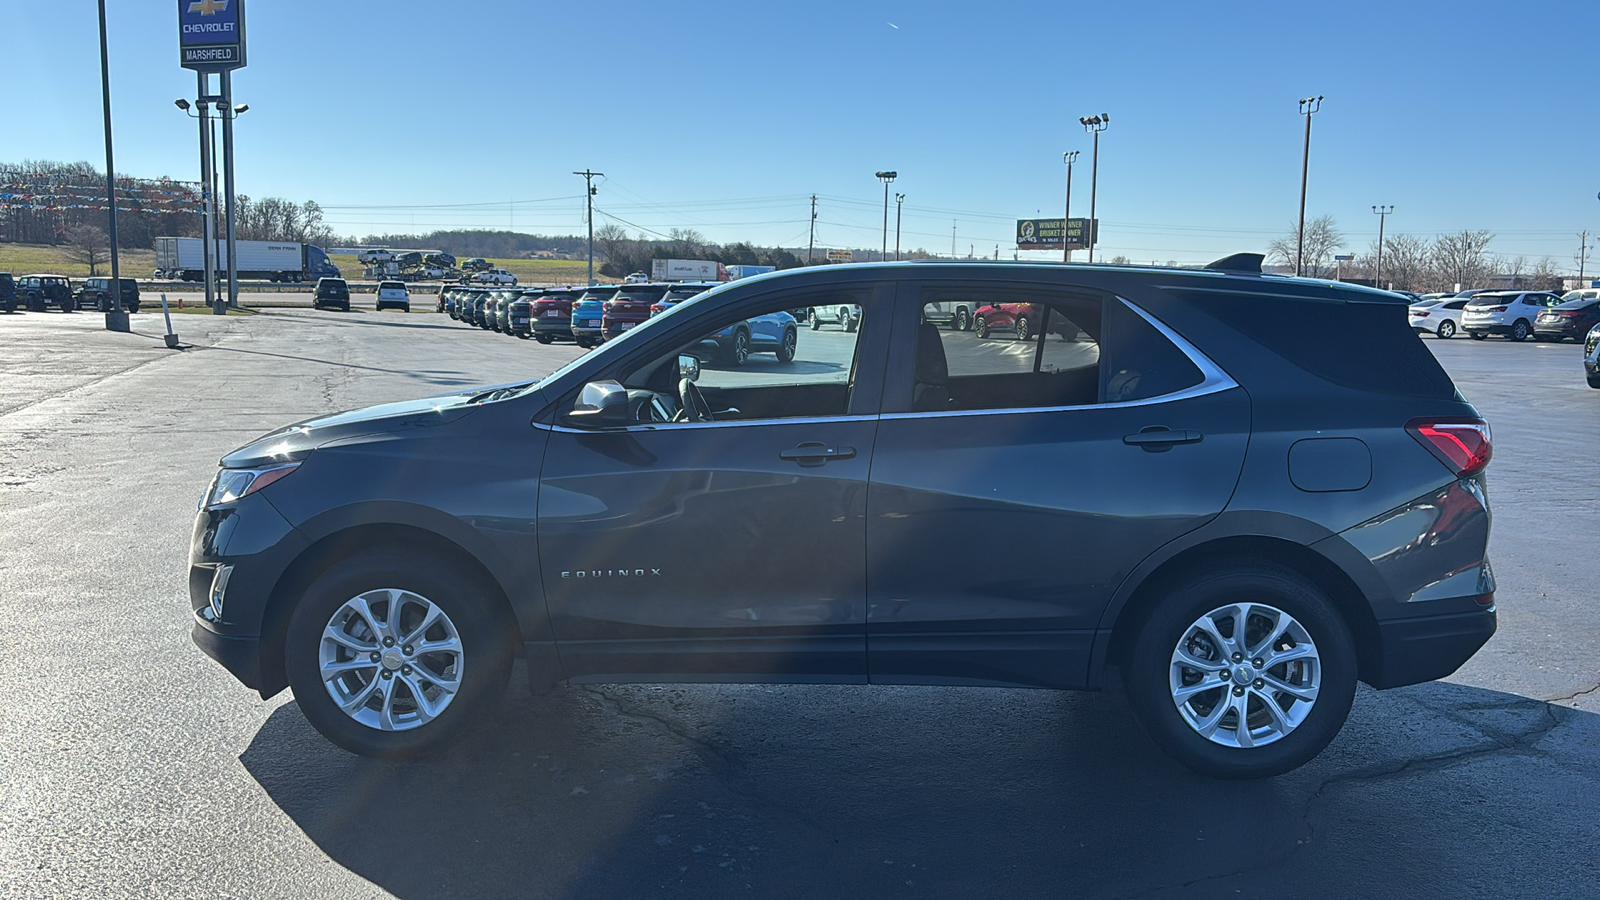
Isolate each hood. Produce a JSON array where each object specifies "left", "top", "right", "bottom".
[{"left": 220, "top": 380, "right": 534, "bottom": 468}]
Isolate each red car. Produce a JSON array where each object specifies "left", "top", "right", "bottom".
[
  {"left": 973, "top": 301, "right": 1083, "bottom": 341},
  {"left": 529, "top": 288, "right": 584, "bottom": 343},
  {"left": 601, "top": 284, "right": 671, "bottom": 339}
]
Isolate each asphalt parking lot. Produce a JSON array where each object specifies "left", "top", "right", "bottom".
[{"left": 0, "top": 308, "right": 1596, "bottom": 899}]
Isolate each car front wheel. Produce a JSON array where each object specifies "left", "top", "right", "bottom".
[
  {"left": 809, "top": 309, "right": 821, "bottom": 331},
  {"left": 1437, "top": 320, "right": 1455, "bottom": 339},
  {"left": 974, "top": 316, "right": 989, "bottom": 338},
  {"left": 285, "top": 549, "right": 514, "bottom": 759},
  {"left": 1124, "top": 561, "right": 1357, "bottom": 779},
  {"left": 954, "top": 308, "right": 970, "bottom": 331},
  {"left": 726, "top": 329, "right": 751, "bottom": 366},
  {"left": 1470, "top": 332, "right": 1486, "bottom": 340}
]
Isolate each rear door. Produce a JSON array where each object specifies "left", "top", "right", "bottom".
[{"left": 865, "top": 281, "right": 1251, "bottom": 689}]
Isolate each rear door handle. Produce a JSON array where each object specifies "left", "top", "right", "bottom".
[
  {"left": 779, "top": 442, "right": 857, "bottom": 466},
  {"left": 1123, "top": 427, "right": 1203, "bottom": 451}
]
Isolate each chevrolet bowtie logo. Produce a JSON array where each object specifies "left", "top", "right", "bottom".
[{"left": 189, "top": 0, "right": 229, "bottom": 15}]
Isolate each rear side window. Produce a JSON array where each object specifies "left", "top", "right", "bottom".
[
  {"left": 1177, "top": 290, "right": 1456, "bottom": 399},
  {"left": 1100, "top": 298, "right": 1206, "bottom": 403}
]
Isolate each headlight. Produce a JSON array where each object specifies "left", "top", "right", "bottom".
[{"left": 201, "top": 462, "right": 301, "bottom": 509}]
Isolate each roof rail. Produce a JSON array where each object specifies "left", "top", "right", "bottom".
[{"left": 1204, "top": 253, "right": 1264, "bottom": 274}]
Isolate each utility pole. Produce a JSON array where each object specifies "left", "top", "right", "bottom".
[
  {"left": 96, "top": 0, "right": 127, "bottom": 332},
  {"left": 807, "top": 194, "right": 816, "bottom": 264},
  {"left": 1079, "top": 114, "right": 1109, "bottom": 263},
  {"left": 573, "top": 169, "right": 602, "bottom": 285},
  {"left": 1062, "top": 150, "right": 1079, "bottom": 263},
  {"left": 1296, "top": 95, "right": 1324, "bottom": 277},
  {"left": 1580, "top": 231, "right": 1592, "bottom": 284},
  {"left": 894, "top": 193, "right": 904, "bottom": 261},
  {"left": 875, "top": 171, "right": 897, "bottom": 261},
  {"left": 1372, "top": 205, "right": 1393, "bottom": 288},
  {"left": 951, "top": 221, "right": 956, "bottom": 258}
]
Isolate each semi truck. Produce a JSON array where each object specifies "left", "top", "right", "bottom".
[
  {"left": 155, "top": 237, "right": 341, "bottom": 283},
  {"left": 725, "top": 265, "right": 776, "bottom": 280},
  {"left": 650, "top": 258, "right": 730, "bottom": 282}
]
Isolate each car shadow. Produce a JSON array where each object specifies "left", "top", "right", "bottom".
[{"left": 238, "top": 678, "right": 1599, "bottom": 899}]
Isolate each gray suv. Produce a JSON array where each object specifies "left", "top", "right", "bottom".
[{"left": 188, "top": 255, "right": 1496, "bottom": 778}]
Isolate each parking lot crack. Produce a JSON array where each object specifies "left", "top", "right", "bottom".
[{"left": 1546, "top": 682, "right": 1600, "bottom": 704}]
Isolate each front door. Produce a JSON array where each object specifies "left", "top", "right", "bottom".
[{"left": 537, "top": 286, "right": 890, "bottom": 682}]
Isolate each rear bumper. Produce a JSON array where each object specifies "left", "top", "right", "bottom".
[
  {"left": 1369, "top": 606, "right": 1496, "bottom": 689},
  {"left": 1463, "top": 321, "right": 1515, "bottom": 335},
  {"left": 1533, "top": 324, "right": 1584, "bottom": 339},
  {"left": 532, "top": 320, "right": 573, "bottom": 337}
]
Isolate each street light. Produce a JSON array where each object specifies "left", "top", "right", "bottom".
[
  {"left": 875, "top": 171, "right": 897, "bottom": 261},
  {"left": 1078, "top": 114, "right": 1108, "bottom": 263},
  {"left": 894, "top": 192, "right": 905, "bottom": 261},
  {"left": 1296, "top": 95, "right": 1324, "bottom": 277},
  {"left": 1062, "top": 150, "right": 1079, "bottom": 263},
  {"left": 1372, "top": 205, "right": 1393, "bottom": 288},
  {"left": 96, "top": 0, "right": 128, "bottom": 331},
  {"left": 175, "top": 95, "right": 218, "bottom": 313}
]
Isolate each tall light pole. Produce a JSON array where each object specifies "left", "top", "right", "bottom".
[
  {"left": 573, "top": 170, "right": 602, "bottom": 284},
  {"left": 808, "top": 194, "right": 817, "bottom": 264},
  {"left": 875, "top": 171, "right": 897, "bottom": 261},
  {"left": 210, "top": 102, "right": 247, "bottom": 307},
  {"left": 1062, "top": 150, "right": 1079, "bottom": 263},
  {"left": 1078, "top": 114, "right": 1108, "bottom": 263},
  {"left": 894, "top": 193, "right": 905, "bottom": 261},
  {"left": 96, "top": 0, "right": 127, "bottom": 332},
  {"left": 1296, "top": 95, "right": 1324, "bottom": 277},
  {"left": 1372, "top": 205, "right": 1393, "bottom": 288},
  {"left": 175, "top": 95, "right": 217, "bottom": 314}
]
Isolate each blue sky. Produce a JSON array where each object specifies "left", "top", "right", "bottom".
[{"left": 3, "top": 0, "right": 1596, "bottom": 267}]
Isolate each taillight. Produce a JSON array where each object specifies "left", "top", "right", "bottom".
[
  {"left": 1487, "top": 306, "right": 1507, "bottom": 313},
  {"left": 1406, "top": 418, "right": 1492, "bottom": 477},
  {"left": 1413, "top": 310, "right": 1430, "bottom": 317}
]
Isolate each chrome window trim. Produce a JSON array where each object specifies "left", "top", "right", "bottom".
[{"left": 535, "top": 413, "right": 876, "bottom": 435}]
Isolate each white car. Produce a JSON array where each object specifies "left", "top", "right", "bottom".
[
  {"left": 1408, "top": 297, "right": 1468, "bottom": 338},
  {"left": 374, "top": 280, "right": 410, "bottom": 312},
  {"left": 473, "top": 269, "right": 518, "bottom": 285},
  {"left": 806, "top": 303, "right": 862, "bottom": 332},
  {"left": 1461, "top": 291, "right": 1562, "bottom": 341}
]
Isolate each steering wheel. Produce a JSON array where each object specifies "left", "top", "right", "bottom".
[{"left": 678, "top": 378, "right": 714, "bottom": 423}]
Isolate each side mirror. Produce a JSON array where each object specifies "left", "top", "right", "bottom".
[
  {"left": 678, "top": 354, "right": 701, "bottom": 382},
  {"left": 568, "top": 380, "right": 630, "bottom": 425}
]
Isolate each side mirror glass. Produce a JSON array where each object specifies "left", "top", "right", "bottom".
[
  {"left": 569, "top": 380, "right": 630, "bottom": 424},
  {"left": 678, "top": 354, "right": 701, "bottom": 382}
]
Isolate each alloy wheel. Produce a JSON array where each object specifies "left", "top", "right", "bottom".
[
  {"left": 1169, "top": 602, "right": 1320, "bottom": 749},
  {"left": 319, "top": 588, "right": 464, "bottom": 732}
]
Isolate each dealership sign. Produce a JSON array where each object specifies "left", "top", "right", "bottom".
[
  {"left": 826, "top": 248, "right": 853, "bottom": 262},
  {"left": 178, "top": 0, "right": 246, "bottom": 71},
  {"left": 1016, "top": 217, "right": 1097, "bottom": 251}
]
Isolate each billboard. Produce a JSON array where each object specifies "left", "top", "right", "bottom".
[
  {"left": 1016, "top": 217, "right": 1097, "bottom": 251},
  {"left": 178, "top": 0, "right": 246, "bottom": 71},
  {"left": 826, "top": 249, "right": 853, "bottom": 263}
]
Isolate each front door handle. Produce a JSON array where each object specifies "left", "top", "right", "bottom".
[
  {"left": 779, "top": 442, "right": 857, "bottom": 466},
  {"left": 1123, "top": 427, "right": 1203, "bottom": 452}
]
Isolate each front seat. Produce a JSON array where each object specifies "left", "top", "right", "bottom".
[{"left": 912, "top": 322, "right": 951, "bottom": 412}]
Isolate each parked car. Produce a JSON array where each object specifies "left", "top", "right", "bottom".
[
  {"left": 806, "top": 302, "right": 861, "bottom": 332},
  {"left": 312, "top": 278, "right": 350, "bottom": 311},
  {"left": 434, "top": 285, "right": 453, "bottom": 314},
  {"left": 375, "top": 281, "right": 411, "bottom": 313},
  {"left": 464, "top": 292, "right": 490, "bottom": 327},
  {"left": 0, "top": 273, "right": 17, "bottom": 313},
  {"left": 569, "top": 289, "right": 617, "bottom": 348},
  {"left": 527, "top": 288, "right": 584, "bottom": 343},
  {"left": 694, "top": 310, "right": 799, "bottom": 366},
  {"left": 494, "top": 289, "right": 519, "bottom": 333},
  {"left": 1408, "top": 298, "right": 1468, "bottom": 339},
  {"left": 1585, "top": 323, "right": 1600, "bottom": 388},
  {"left": 189, "top": 256, "right": 1497, "bottom": 778},
  {"left": 461, "top": 258, "right": 491, "bottom": 273},
  {"left": 602, "top": 283, "right": 671, "bottom": 339},
  {"left": 623, "top": 271, "right": 649, "bottom": 284},
  {"left": 923, "top": 298, "right": 980, "bottom": 331},
  {"left": 473, "top": 269, "right": 517, "bottom": 285},
  {"left": 17, "top": 274, "right": 76, "bottom": 312},
  {"left": 507, "top": 290, "right": 540, "bottom": 339},
  {"left": 972, "top": 301, "right": 1077, "bottom": 341},
  {"left": 1461, "top": 291, "right": 1563, "bottom": 341},
  {"left": 75, "top": 277, "right": 141, "bottom": 313},
  {"left": 1534, "top": 292, "right": 1600, "bottom": 342}
]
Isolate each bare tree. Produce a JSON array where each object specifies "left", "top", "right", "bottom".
[
  {"left": 1431, "top": 230, "right": 1495, "bottom": 291},
  {"left": 1504, "top": 255, "right": 1528, "bottom": 289},
  {"left": 1267, "top": 215, "right": 1344, "bottom": 277},
  {"left": 666, "top": 227, "right": 707, "bottom": 259},
  {"left": 1529, "top": 257, "right": 1563, "bottom": 292},
  {"left": 63, "top": 223, "right": 110, "bottom": 275},
  {"left": 1380, "top": 234, "right": 1433, "bottom": 292}
]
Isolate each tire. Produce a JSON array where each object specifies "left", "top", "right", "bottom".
[
  {"left": 284, "top": 549, "right": 514, "bottom": 759},
  {"left": 1470, "top": 332, "right": 1486, "bottom": 341},
  {"left": 726, "top": 328, "right": 751, "bottom": 366},
  {"left": 60, "top": 296, "right": 76, "bottom": 313},
  {"left": 1123, "top": 561, "right": 1357, "bottom": 779},
  {"left": 843, "top": 309, "right": 858, "bottom": 333},
  {"left": 1436, "top": 320, "right": 1455, "bottom": 339},
  {"left": 1015, "top": 315, "right": 1031, "bottom": 341},
  {"left": 776, "top": 327, "right": 797, "bottom": 363},
  {"left": 128, "top": 302, "right": 140, "bottom": 314},
  {"left": 975, "top": 316, "right": 990, "bottom": 339},
  {"left": 576, "top": 338, "right": 594, "bottom": 349},
  {"left": 340, "top": 303, "right": 350, "bottom": 312},
  {"left": 1588, "top": 373, "right": 1600, "bottom": 389},
  {"left": 954, "top": 308, "right": 970, "bottom": 331},
  {"left": 1510, "top": 320, "right": 1530, "bottom": 342},
  {"left": 809, "top": 309, "right": 821, "bottom": 331}
]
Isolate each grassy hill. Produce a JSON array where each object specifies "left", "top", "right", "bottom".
[{"left": 0, "top": 243, "right": 157, "bottom": 278}]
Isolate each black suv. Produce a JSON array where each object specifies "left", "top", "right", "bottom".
[
  {"left": 0, "top": 273, "right": 15, "bottom": 313},
  {"left": 312, "top": 277, "right": 350, "bottom": 311},
  {"left": 17, "top": 274, "right": 75, "bottom": 312},
  {"left": 75, "top": 277, "right": 141, "bottom": 313},
  {"left": 189, "top": 257, "right": 1496, "bottom": 778}
]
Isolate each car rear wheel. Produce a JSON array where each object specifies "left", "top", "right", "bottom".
[
  {"left": 1436, "top": 320, "right": 1455, "bottom": 339},
  {"left": 1510, "top": 320, "right": 1530, "bottom": 342},
  {"left": 954, "top": 308, "right": 970, "bottom": 331},
  {"left": 809, "top": 309, "right": 821, "bottom": 331},
  {"left": 285, "top": 549, "right": 514, "bottom": 759},
  {"left": 1124, "top": 561, "right": 1357, "bottom": 778},
  {"left": 776, "top": 327, "right": 797, "bottom": 363},
  {"left": 1469, "top": 332, "right": 1486, "bottom": 340}
]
